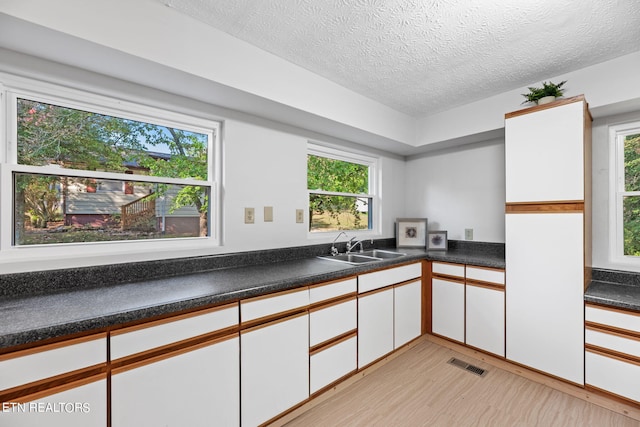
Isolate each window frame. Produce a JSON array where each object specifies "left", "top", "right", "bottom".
[
  {"left": 610, "top": 120, "right": 640, "bottom": 266},
  {"left": 307, "top": 142, "right": 380, "bottom": 237},
  {"left": 0, "top": 74, "right": 222, "bottom": 267}
]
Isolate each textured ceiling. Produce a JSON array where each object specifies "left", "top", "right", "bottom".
[{"left": 160, "top": 0, "right": 640, "bottom": 116}]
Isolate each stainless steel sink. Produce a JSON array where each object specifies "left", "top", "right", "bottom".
[
  {"left": 358, "top": 249, "right": 406, "bottom": 259},
  {"left": 318, "top": 253, "right": 383, "bottom": 264},
  {"left": 318, "top": 250, "right": 406, "bottom": 265}
]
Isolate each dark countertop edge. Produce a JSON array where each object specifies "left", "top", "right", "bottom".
[
  {"left": 0, "top": 250, "right": 503, "bottom": 350},
  {"left": 585, "top": 279, "right": 640, "bottom": 313}
]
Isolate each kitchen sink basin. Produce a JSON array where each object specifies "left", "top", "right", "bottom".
[
  {"left": 318, "top": 254, "right": 382, "bottom": 264},
  {"left": 318, "top": 250, "right": 406, "bottom": 265},
  {"left": 358, "top": 249, "right": 406, "bottom": 259}
]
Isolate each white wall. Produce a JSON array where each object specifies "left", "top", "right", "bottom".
[
  {"left": 404, "top": 139, "right": 506, "bottom": 243},
  {"left": 0, "top": 52, "right": 406, "bottom": 273},
  {"left": 222, "top": 121, "right": 406, "bottom": 253}
]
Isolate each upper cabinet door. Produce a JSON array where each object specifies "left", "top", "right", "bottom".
[{"left": 505, "top": 100, "right": 586, "bottom": 203}]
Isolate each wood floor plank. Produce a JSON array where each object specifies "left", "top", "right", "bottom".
[{"left": 284, "top": 337, "right": 640, "bottom": 426}]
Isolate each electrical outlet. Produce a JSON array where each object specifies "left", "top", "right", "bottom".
[
  {"left": 244, "top": 207, "right": 255, "bottom": 224},
  {"left": 264, "top": 206, "right": 273, "bottom": 222},
  {"left": 296, "top": 209, "right": 304, "bottom": 223},
  {"left": 465, "top": 228, "right": 473, "bottom": 240}
]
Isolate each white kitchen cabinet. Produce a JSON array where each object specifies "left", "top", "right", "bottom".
[
  {"left": 465, "top": 266, "right": 505, "bottom": 357},
  {"left": 310, "top": 334, "right": 357, "bottom": 395},
  {"left": 0, "top": 333, "right": 107, "bottom": 427},
  {"left": 505, "top": 99, "right": 585, "bottom": 203},
  {"left": 110, "top": 304, "right": 240, "bottom": 427},
  {"left": 358, "top": 287, "right": 394, "bottom": 368},
  {"left": 241, "top": 312, "right": 309, "bottom": 427},
  {"left": 585, "top": 304, "right": 640, "bottom": 403},
  {"left": 358, "top": 262, "right": 422, "bottom": 293},
  {"left": 465, "top": 283, "right": 505, "bottom": 356},
  {"left": 309, "top": 279, "right": 357, "bottom": 395},
  {"left": 505, "top": 96, "right": 590, "bottom": 385},
  {"left": 111, "top": 335, "right": 239, "bottom": 427},
  {"left": 431, "top": 277, "right": 465, "bottom": 343},
  {"left": 0, "top": 376, "right": 107, "bottom": 427},
  {"left": 358, "top": 262, "right": 422, "bottom": 368},
  {"left": 506, "top": 212, "right": 585, "bottom": 384},
  {"left": 394, "top": 279, "right": 422, "bottom": 349}
]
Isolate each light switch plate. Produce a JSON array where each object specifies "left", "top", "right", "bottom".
[
  {"left": 244, "top": 207, "right": 255, "bottom": 224},
  {"left": 465, "top": 228, "right": 473, "bottom": 240},
  {"left": 296, "top": 209, "right": 304, "bottom": 223},
  {"left": 264, "top": 206, "right": 273, "bottom": 222}
]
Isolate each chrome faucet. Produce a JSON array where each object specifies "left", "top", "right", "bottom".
[
  {"left": 346, "top": 236, "right": 364, "bottom": 254},
  {"left": 331, "top": 231, "right": 349, "bottom": 256}
]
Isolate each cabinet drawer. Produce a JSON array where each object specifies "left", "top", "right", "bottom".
[
  {"left": 585, "top": 305, "right": 640, "bottom": 333},
  {"left": 358, "top": 263, "right": 421, "bottom": 293},
  {"left": 432, "top": 262, "right": 465, "bottom": 279},
  {"left": 0, "top": 334, "right": 106, "bottom": 392},
  {"left": 586, "top": 350, "right": 640, "bottom": 403},
  {"left": 241, "top": 287, "right": 308, "bottom": 324},
  {"left": 111, "top": 304, "right": 238, "bottom": 361},
  {"left": 310, "top": 335, "right": 357, "bottom": 395},
  {"left": 309, "top": 277, "right": 357, "bottom": 304},
  {"left": 466, "top": 266, "right": 505, "bottom": 285},
  {"left": 309, "top": 298, "right": 357, "bottom": 347},
  {"left": 586, "top": 328, "right": 640, "bottom": 358}
]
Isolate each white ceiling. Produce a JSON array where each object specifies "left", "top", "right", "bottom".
[{"left": 161, "top": 0, "right": 640, "bottom": 117}]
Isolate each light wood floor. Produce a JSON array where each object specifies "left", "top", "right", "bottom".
[{"left": 284, "top": 337, "right": 640, "bottom": 426}]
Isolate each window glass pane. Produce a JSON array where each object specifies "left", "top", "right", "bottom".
[
  {"left": 309, "top": 194, "right": 371, "bottom": 232},
  {"left": 307, "top": 155, "right": 368, "bottom": 193},
  {"left": 14, "top": 173, "right": 209, "bottom": 245},
  {"left": 624, "top": 133, "right": 640, "bottom": 192},
  {"left": 623, "top": 195, "right": 640, "bottom": 256},
  {"left": 17, "top": 98, "right": 209, "bottom": 180}
]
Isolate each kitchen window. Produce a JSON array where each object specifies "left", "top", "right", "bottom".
[
  {"left": 611, "top": 121, "right": 640, "bottom": 262},
  {"left": 307, "top": 144, "right": 378, "bottom": 234},
  {"left": 0, "top": 76, "right": 221, "bottom": 262}
]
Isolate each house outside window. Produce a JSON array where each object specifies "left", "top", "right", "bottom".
[
  {"left": 611, "top": 121, "right": 640, "bottom": 262},
  {"left": 307, "top": 143, "right": 379, "bottom": 234},
  {"left": 0, "top": 76, "right": 220, "bottom": 258}
]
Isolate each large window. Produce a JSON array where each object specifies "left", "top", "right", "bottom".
[
  {"left": 0, "top": 78, "right": 220, "bottom": 254},
  {"left": 612, "top": 122, "right": 640, "bottom": 260},
  {"left": 307, "top": 144, "right": 378, "bottom": 233}
]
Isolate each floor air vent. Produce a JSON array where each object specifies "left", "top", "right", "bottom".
[{"left": 447, "top": 357, "right": 487, "bottom": 377}]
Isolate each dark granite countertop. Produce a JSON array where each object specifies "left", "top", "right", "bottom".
[
  {"left": 0, "top": 240, "right": 504, "bottom": 350},
  {"left": 585, "top": 269, "right": 640, "bottom": 312}
]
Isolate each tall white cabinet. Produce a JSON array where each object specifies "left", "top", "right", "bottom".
[{"left": 505, "top": 96, "right": 591, "bottom": 385}]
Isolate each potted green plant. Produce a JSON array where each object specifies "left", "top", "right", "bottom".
[{"left": 521, "top": 80, "right": 567, "bottom": 105}]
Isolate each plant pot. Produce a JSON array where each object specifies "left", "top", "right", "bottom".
[{"left": 537, "top": 96, "right": 556, "bottom": 105}]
